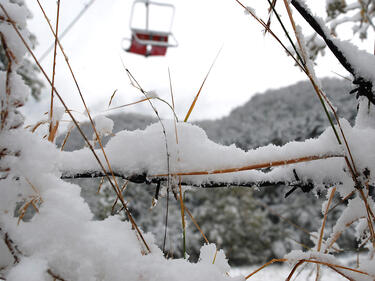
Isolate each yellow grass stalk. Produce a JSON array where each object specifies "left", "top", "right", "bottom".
[
  {"left": 286, "top": 259, "right": 370, "bottom": 281},
  {"left": 153, "top": 154, "right": 343, "bottom": 178},
  {"left": 107, "top": 89, "right": 118, "bottom": 108},
  {"left": 245, "top": 258, "right": 288, "bottom": 279},
  {"left": 184, "top": 205, "right": 209, "bottom": 244},
  {"left": 316, "top": 187, "right": 336, "bottom": 281},
  {"left": 47, "top": 121, "right": 59, "bottom": 143},
  {"left": 317, "top": 187, "right": 336, "bottom": 252},
  {"left": 96, "top": 176, "right": 105, "bottom": 194},
  {"left": 183, "top": 47, "right": 222, "bottom": 122},
  {"left": 60, "top": 124, "right": 75, "bottom": 151},
  {"left": 178, "top": 176, "right": 187, "bottom": 258},
  {"left": 48, "top": 0, "right": 61, "bottom": 143}
]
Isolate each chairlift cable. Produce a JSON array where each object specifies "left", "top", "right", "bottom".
[{"left": 39, "top": 0, "right": 97, "bottom": 62}]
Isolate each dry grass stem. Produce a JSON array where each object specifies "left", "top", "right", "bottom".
[
  {"left": 287, "top": 236, "right": 311, "bottom": 251},
  {"left": 296, "top": 259, "right": 369, "bottom": 276},
  {"left": 286, "top": 259, "right": 305, "bottom": 281},
  {"left": 168, "top": 68, "right": 179, "bottom": 144},
  {"left": 25, "top": 120, "right": 47, "bottom": 133},
  {"left": 315, "top": 187, "right": 336, "bottom": 281},
  {"left": 111, "top": 180, "right": 129, "bottom": 213},
  {"left": 358, "top": 188, "right": 375, "bottom": 248},
  {"left": 245, "top": 258, "right": 288, "bottom": 279},
  {"left": 319, "top": 88, "right": 358, "bottom": 175},
  {"left": 184, "top": 47, "right": 222, "bottom": 122},
  {"left": 153, "top": 154, "right": 344, "bottom": 178},
  {"left": 106, "top": 97, "right": 152, "bottom": 111},
  {"left": 17, "top": 179, "right": 43, "bottom": 225},
  {"left": 317, "top": 187, "right": 336, "bottom": 252},
  {"left": 184, "top": 205, "right": 209, "bottom": 244},
  {"left": 60, "top": 123, "right": 74, "bottom": 151},
  {"left": 281, "top": 0, "right": 360, "bottom": 187},
  {"left": 234, "top": 0, "right": 306, "bottom": 71},
  {"left": 327, "top": 266, "right": 355, "bottom": 281},
  {"left": 108, "top": 89, "right": 118, "bottom": 108},
  {"left": 327, "top": 189, "right": 356, "bottom": 214},
  {"left": 96, "top": 176, "right": 105, "bottom": 194},
  {"left": 324, "top": 217, "right": 365, "bottom": 253},
  {"left": 178, "top": 177, "right": 187, "bottom": 258},
  {"left": 265, "top": 0, "right": 277, "bottom": 34},
  {"left": 48, "top": 0, "right": 61, "bottom": 143}
]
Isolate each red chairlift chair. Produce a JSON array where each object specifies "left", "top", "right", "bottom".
[{"left": 124, "top": 0, "right": 178, "bottom": 57}]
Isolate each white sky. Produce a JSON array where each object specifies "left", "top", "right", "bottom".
[{"left": 22, "top": 0, "right": 375, "bottom": 124}]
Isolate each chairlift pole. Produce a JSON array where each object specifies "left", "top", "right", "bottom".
[{"left": 145, "top": 0, "right": 149, "bottom": 31}]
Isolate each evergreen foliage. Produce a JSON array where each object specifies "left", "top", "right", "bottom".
[{"left": 0, "top": 0, "right": 43, "bottom": 100}]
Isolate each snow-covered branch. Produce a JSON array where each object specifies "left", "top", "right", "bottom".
[
  {"left": 291, "top": 0, "right": 375, "bottom": 104},
  {"left": 59, "top": 121, "right": 350, "bottom": 193},
  {"left": 60, "top": 156, "right": 341, "bottom": 190}
]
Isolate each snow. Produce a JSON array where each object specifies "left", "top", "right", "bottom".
[
  {"left": 0, "top": 2, "right": 244, "bottom": 279},
  {"left": 6, "top": 257, "right": 48, "bottom": 281},
  {"left": 1, "top": 128, "right": 243, "bottom": 281},
  {"left": 199, "top": 244, "right": 230, "bottom": 274},
  {"left": 2, "top": 0, "right": 375, "bottom": 280},
  {"left": 60, "top": 120, "right": 345, "bottom": 187},
  {"left": 334, "top": 38, "right": 375, "bottom": 83},
  {"left": 51, "top": 106, "right": 65, "bottom": 124}
]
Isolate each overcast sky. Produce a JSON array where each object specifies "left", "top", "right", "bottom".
[{"left": 22, "top": 0, "right": 374, "bottom": 125}]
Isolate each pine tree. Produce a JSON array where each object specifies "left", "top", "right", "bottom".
[{"left": 0, "top": 0, "right": 43, "bottom": 100}]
